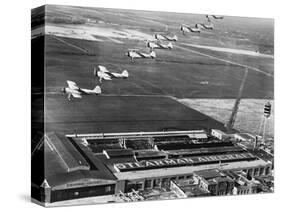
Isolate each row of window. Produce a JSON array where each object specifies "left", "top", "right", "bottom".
[
  {"left": 50, "top": 185, "right": 114, "bottom": 202},
  {"left": 126, "top": 175, "right": 192, "bottom": 192},
  {"left": 237, "top": 187, "right": 258, "bottom": 195},
  {"left": 243, "top": 166, "right": 270, "bottom": 177}
]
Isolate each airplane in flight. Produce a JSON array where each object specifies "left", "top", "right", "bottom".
[
  {"left": 154, "top": 33, "right": 178, "bottom": 42},
  {"left": 62, "top": 80, "right": 101, "bottom": 100},
  {"left": 94, "top": 65, "right": 129, "bottom": 83},
  {"left": 206, "top": 15, "right": 224, "bottom": 19},
  {"left": 180, "top": 24, "right": 201, "bottom": 34},
  {"left": 126, "top": 49, "right": 156, "bottom": 62},
  {"left": 146, "top": 40, "right": 173, "bottom": 51},
  {"left": 195, "top": 22, "right": 214, "bottom": 30}
]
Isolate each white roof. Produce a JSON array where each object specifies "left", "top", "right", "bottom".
[
  {"left": 188, "top": 133, "right": 207, "bottom": 139},
  {"left": 212, "top": 129, "right": 227, "bottom": 135},
  {"left": 113, "top": 159, "right": 269, "bottom": 181}
]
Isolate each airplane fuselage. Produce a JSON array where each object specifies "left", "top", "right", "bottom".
[
  {"left": 95, "top": 65, "right": 128, "bottom": 82},
  {"left": 127, "top": 51, "right": 156, "bottom": 62},
  {"left": 64, "top": 87, "right": 92, "bottom": 96},
  {"left": 181, "top": 25, "right": 201, "bottom": 34},
  {"left": 196, "top": 23, "right": 214, "bottom": 30},
  {"left": 147, "top": 41, "right": 173, "bottom": 50},
  {"left": 62, "top": 84, "right": 101, "bottom": 100},
  {"left": 155, "top": 34, "right": 178, "bottom": 41}
]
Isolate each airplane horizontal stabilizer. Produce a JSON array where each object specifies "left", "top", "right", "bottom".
[{"left": 93, "top": 85, "right": 101, "bottom": 94}]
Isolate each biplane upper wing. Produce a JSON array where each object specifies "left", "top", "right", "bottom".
[{"left": 67, "top": 80, "right": 79, "bottom": 90}]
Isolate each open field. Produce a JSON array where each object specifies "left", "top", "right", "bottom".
[
  {"left": 179, "top": 99, "right": 274, "bottom": 136},
  {"left": 45, "top": 95, "right": 226, "bottom": 134},
  {"left": 44, "top": 34, "right": 273, "bottom": 99},
  {"left": 43, "top": 5, "right": 274, "bottom": 54}
]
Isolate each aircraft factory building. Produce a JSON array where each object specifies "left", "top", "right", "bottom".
[{"left": 32, "top": 131, "right": 272, "bottom": 203}]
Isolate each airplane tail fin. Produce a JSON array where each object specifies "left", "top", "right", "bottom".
[
  {"left": 150, "top": 51, "right": 156, "bottom": 58},
  {"left": 146, "top": 41, "right": 150, "bottom": 48},
  {"left": 93, "top": 85, "right": 101, "bottom": 94},
  {"left": 195, "top": 23, "right": 200, "bottom": 28},
  {"left": 93, "top": 67, "right": 98, "bottom": 77},
  {"left": 167, "top": 42, "right": 173, "bottom": 49},
  {"left": 122, "top": 70, "right": 129, "bottom": 78}
]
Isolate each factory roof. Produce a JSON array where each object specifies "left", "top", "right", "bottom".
[
  {"left": 44, "top": 133, "right": 117, "bottom": 189},
  {"left": 235, "top": 133, "right": 255, "bottom": 140},
  {"left": 45, "top": 132, "right": 89, "bottom": 172},
  {"left": 113, "top": 159, "right": 269, "bottom": 181},
  {"left": 212, "top": 129, "right": 227, "bottom": 135}
]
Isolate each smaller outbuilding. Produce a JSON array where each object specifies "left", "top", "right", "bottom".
[{"left": 211, "top": 129, "right": 230, "bottom": 141}]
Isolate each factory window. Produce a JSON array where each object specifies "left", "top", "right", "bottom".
[
  {"left": 254, "top": 168, "right": 259, "bottom": 176},
  {"left": 105, "top": 186, "right": 112, "bottom": 193},
  {"left": 265, "top": 167, "right": 270, "bottom": 175},
  {"left": 126, "top": 181, "right": 137, "bottom": 192},
  {"left": 248, "top": 169, "right": 253, "bottom": 176},
  {"left": 162, "top": 178, "right": 170, "bottom": 189},
  {"left": 89, "top": 189, "right": 95, "bottom": 195},
  {"left": 144, "top": 180, "right": 152, "bottom": 189},
  {"left": 259, "top": 167, "right": 264, "bottom": 175},
  {"left": 135, "top": 182, "right": 144, "bottom": 190},
  {"left": 153, "top": 179, "right": 161, "bottom": 188},
  {"left": 178, "top": 176, "right": 185, "bottom": 180}
]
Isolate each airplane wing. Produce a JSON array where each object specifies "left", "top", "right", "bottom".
[
  {"left": 98, "top": 65, "right": 108, "bottom": 73},
  {"left": 99, "top": 72, "right": 112, "bottom": 80},
  {"left": 71, "top": 93, "right": 82, "bottom": 98},
  {"left": 138, "top": 52, "right": 148, "bottom": 58},
  {"left": 67, "top": 80, "right": 79, "bottom": 90}
]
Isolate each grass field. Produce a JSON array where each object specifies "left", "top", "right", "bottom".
[
  {"left": 45, "top": 95, "right": 226, "bottom": 134},
  {"left": 179, "top": 99, "right": 274, "bottom": 137},
  {"left": 45, "top": 34, "right": 273, "bottom": 99}
]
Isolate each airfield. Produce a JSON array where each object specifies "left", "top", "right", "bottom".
[{"left": 32, "top": 5, "right": 274, "bottom": 136}]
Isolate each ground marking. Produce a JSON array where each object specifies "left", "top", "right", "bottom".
[
  {"left": 50, "top": 35, "right": 89, "bottom": 54},
  {"left": 175, "top": 44, "right": 273, "bottom": 78}
]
